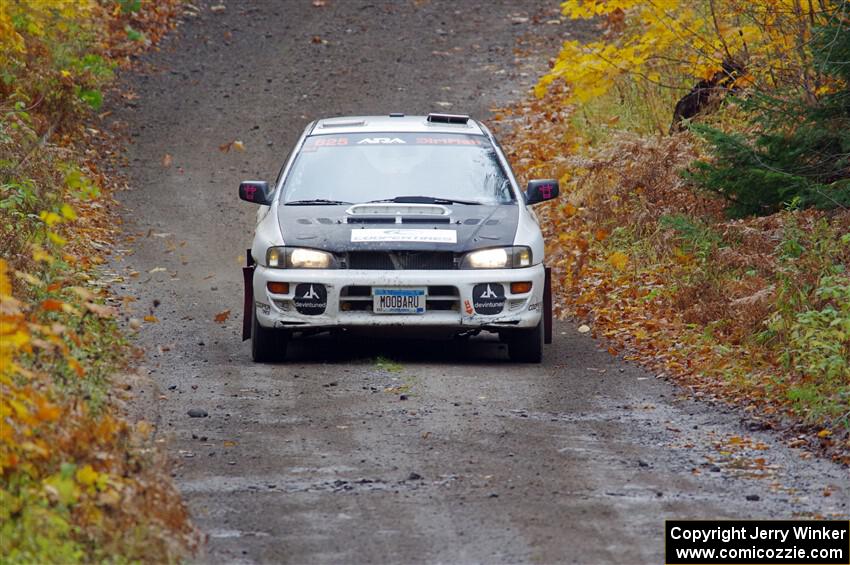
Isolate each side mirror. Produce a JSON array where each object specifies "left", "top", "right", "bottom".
[
  {"left": 239, "top": 180, "right": 271, "bottom": 205},
  {"left": 525, "top": 179, "right": 560, "bottom": 205}
]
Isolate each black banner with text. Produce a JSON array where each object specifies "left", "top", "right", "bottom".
[{"left": 665, "top": 520, "right": 849, "bottom": 564}]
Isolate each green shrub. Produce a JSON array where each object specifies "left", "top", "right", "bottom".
[
  {"left": 659, "top": 213, "right": 722, "bottom": 263},
  {"left": 686, "top": 13, "right": 850, "bottom": 217},
  {"left": 788, "top": 275, "right": 850, "bottom": 382}
]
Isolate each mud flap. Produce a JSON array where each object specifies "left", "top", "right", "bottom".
[
  {"left": 242, "top": 251, "right": 255, "bottom": 341},
  {"left": 544, "top": 266, "right": 553, "bottom": 344}
]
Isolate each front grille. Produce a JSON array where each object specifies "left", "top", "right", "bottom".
[
  {"left": 346, "top": 251, "right": 456, "bottom": 270},
  {"left": 339, "top": 285, "right": 460, "bottom": 312}
]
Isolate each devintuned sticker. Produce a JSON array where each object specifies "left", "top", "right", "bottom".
[
  {"left": 472, "top": 283, "right": 505, "bottom": 315},
  {"left": 293, "top": 283, "right": 327, "bottom": 315},
  {"left": 351, "top": 229, "right": 457, "bottom": 243}
]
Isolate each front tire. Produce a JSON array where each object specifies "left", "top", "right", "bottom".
[
  {"left": 508, "top": 320, "right": 543, "bottom": 363},
  {"left": 251, "top": 306, "right": 289, "bottom": 362}
]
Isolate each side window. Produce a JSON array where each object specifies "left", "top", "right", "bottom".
[{"left": 490, "top": 138, "right": 522, "bottom": 199}]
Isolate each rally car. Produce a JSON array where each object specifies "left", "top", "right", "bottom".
[{"left": 239, "top": 113, "right": 559, "bottom": 362}]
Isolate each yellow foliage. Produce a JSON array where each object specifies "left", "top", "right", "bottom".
[
  {"left": 75, "top": 464, "right": 99, "bottom": 487},
  {"left": 0, "top": 7, "right": 25, "bottom": 57},
  {"left": 39, "top": 211, "right": 63, "bottom": 227},
  {"left": 0, "top": 0, "right": 96, "bottom": 64},
  {"left": 538, "top": 0, "right": 836, "bottom": 103},
  {"left": 47, "top": 231, "right": 67, "bottom": 246},
  {"left": 31, "top": 245, "right": 54, "bottom": 264},
  {"left": 60, "top": 203, "right": 78, "bottom": 221}
]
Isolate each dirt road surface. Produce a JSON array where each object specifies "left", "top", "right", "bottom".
[{"left": 109, "top": 1, "right": 848, "bottom": 563}]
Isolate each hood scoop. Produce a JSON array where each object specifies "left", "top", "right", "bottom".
[{"left": 345, "top": 203, "right": 452, "bottom": 224}]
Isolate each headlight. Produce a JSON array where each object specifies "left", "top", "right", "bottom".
[
  {"left": 461, "top": 246, "right": 532, "bottom": 269},
  {"left": 290, "top": 248, "right": 333, "bottom": 268},
  {"left": 266, "top": 247, "right": 336, "bottom": 269}
]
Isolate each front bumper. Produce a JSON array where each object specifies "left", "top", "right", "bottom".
[{"left": 252, "top": 264, "right": 545, "bottom": 331}]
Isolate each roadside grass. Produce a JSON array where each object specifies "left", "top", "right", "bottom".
[
  {"left": 375, "top": 356, "right": 404, "bottom": 373},
  {"left": 569, "top": 77, "right": 682, "bottom": 142},
  {"left": 1, "top": 1, "right": 200, "bottom": 561},
  {"left": 494, "top": 85, "right": 850, "bottom": 464}
]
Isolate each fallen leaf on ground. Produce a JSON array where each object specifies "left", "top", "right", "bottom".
[
  {"left": 69, "top": 286, "right": 96, "bottom": 301},
  {"left": 162, "top": 153, "right": 172, "bottom": 167},
  {"left": 577, "top": 324, "right": 591, "bottom": 333},
  {"left": 85, "top": 302, "right": 115, "bottom": 318},
  {"left": 214, "top": 309, "right": 230, "bottom": 323},
  {"left": 41, "top": 299, "right": 64, "bottom": 312},
  {"left": 608, "top": 251, "right": 629, "bottom": 270}
]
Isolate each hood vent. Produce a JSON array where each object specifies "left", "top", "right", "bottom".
[
  {"left": 402, "top": 216, "right": 450, "bottom": 224},
  {"left": 346, "top": 216, "right": 450, "bottom": 224},
  {"left": 346, "top": 203, "right": 451, "bottom": 217},
  {"left": 347, "top": 216, "right": 396, "bottom": 224},
  {"left": 345, "top": 202, "right": 451, "bottom": 224}
]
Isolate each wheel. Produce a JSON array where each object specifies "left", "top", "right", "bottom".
[
  {"left": 508, "top": 320, "right": 543, "bottom": 363},
  {"left": 251, "top": 305, "right": 289, "bottom": 362}
]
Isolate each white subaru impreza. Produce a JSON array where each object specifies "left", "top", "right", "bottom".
[{"left": 239, "top": 113, "right": 559, "bottom": 362}]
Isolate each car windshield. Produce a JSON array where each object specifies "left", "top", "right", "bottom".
[{"left": 280, "top": 133, "right": 514, "bottom": 205}]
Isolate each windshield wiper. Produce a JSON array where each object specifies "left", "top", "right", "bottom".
[
  {"left": 367, "top": 196, "right": 482, "bottom": 205},
  {"left": 285, "top": 199, "right": 350, "bottom": 206}
]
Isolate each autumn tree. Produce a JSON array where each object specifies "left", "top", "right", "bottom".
[
  {"left": 688, "top": 2, "right": 850, "bottom": 216},
  {"left": 539, "top": 0, "right": 850, "bottom": 216}
]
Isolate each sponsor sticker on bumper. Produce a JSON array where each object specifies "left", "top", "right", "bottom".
[
  {"left": 293, "top": 283, "right": 327, "bottom": 315},
  {"left": 472, "top": 283, "right": 505, "bottom": 315}
]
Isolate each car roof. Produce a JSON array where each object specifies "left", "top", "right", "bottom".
[{"left": 308, "top": 114, "right": 487, "bottom": 136}]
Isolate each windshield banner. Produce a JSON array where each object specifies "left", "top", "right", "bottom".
[{"left": 302, "top": 133, "right": 487, "bottom": 151}]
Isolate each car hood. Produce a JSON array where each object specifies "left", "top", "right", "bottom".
[{"left": 277, "top": 203, "right": 518, "bottom": 253}]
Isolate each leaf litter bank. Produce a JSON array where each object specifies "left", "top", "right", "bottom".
[
  {"left": 1, "top": 1, "right": 201, "bottom": 561},
  {"left": 493, "top": 0, "right": 849, "bottom": 465}
]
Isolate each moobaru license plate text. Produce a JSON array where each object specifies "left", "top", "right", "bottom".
[{"left": 373, "top": 288, "right": 426, "bottom": 314}]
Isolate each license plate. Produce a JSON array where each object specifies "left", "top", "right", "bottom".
[{"left": 373, "top": 287, "right": 426, "bottom": 314}]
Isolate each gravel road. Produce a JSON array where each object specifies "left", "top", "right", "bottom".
[{"left": 110, "top": 1, "right": 848, "bottom": 563}]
